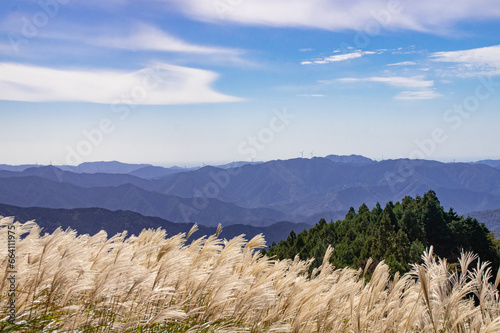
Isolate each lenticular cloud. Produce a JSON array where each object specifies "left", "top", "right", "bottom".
[{"left": 0, "top": 62, "right": 242, "bottom": 105}]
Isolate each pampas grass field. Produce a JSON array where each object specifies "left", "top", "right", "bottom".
[{"left": 1, "top": 216, "right": 500, "bottom": 332}]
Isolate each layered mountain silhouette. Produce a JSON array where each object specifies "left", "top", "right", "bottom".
[
  {"left": 473, "top": 159, "right": 500, "bottom": 168},
  {"left": 324, "top": 154, "right": 376, "bottom": 165},
  {"left": 0, "top": 203, "right": 309, "bottom": 245},
  {"left": 1, "top": 156, "right": 499, "bottom": 229},
  {"left": 467, "top": 208, "right": 500, "bottom": 232},
  {"left": 0, "top": 176, "right": 287, "bottom": 227},
  {"left": 152, "top": 158, "right": 500, "bottom": 215}
]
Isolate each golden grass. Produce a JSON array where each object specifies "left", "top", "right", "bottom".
[{"left": 1, "top": 216, "right": 500, "bottom": 332}]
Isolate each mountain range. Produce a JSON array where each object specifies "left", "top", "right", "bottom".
[
  {"left": 1, "top": 155, "right": 500, "bottom": 231},
  {"left": 0, "top": 203, "right": 309, "bottom": 246},
  {"left": 0, "top": 160, "right": 258, "bottom": 178}
]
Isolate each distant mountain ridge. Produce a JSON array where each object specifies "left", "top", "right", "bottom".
[
  {"left": 0, "top": 176, "right": 288, "bottom": 227},
  {"left": 2, "top": 156, "right": 498, "bottom": 176},
  {"left": 467, "top": 208, "right": 500, "bottom": 232},
  {"left": 473, "top": 159, "right": 500, "bottom": 168},
  {"left": 1, "top": 156, "right": 500, "bottom": 227},
  {"left": 0, "top": 203, "right": 310, "bottom": 246},
  {"left": 324, "top": 154, "right": 376, "bottom": 165},
  {"left": 0, "top": 160, "right": 260, "bottom": 179},
  {"left": 0, "top": 164, "right": 38, "bottom": 172},
  {"left": 153, "top": 158, "right": 500, "bottom": 215},
  {"left": 0, "top": 165, "right": 154, "bottom": 189}
]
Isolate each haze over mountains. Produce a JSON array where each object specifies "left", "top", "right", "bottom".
[
  {"left": 1, "top": 155, "right": 500, "bottom": 231},
  {"left": 0, "top": 203, "right": 308, "bottom": 246}
]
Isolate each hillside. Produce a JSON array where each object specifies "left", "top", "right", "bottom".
[
  {"left": 474, "top": 159, "right": 500, "bottom": 168},
  {"left": 266, "top": 191, "right": 500, "bottom": 275},
  {"left": 0, "top": 176, "right": 288, "bottom": 227},
  {"left": 2, "top": 219, "right": 499, "bottom": 332},
  {"left": 467, "top": 208, "right": 500, "bottom": 232},
  {"left": 324, "top": 154, "right": 376, "bottom": 165},
  {"left": 0, "top": 203, "right": 309, "bottom": 246}
]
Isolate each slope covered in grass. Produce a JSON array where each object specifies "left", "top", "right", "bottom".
[{"left": 1, "top": 217, "right": 500, "bottom": 332}]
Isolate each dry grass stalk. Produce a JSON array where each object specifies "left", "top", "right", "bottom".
[{"left": 0, "top": 217, "right": 499, "bottom": 332}]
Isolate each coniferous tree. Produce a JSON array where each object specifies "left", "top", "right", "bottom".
[{"left": 266, "top": 191, "right": 500, "bottom": 276}]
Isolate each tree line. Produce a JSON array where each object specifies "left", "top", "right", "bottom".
[{"left": 265, "top": 190, "right": 500, "bottom": 276}]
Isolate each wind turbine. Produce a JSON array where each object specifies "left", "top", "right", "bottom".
[
  {"left": 310, "top": 151, "right": 314, "bottom": 158},
  {"left": 300, "top": 151, "right": 304, "bottom": 158}
]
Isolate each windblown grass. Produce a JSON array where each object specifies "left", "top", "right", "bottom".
[{"left": 1, "top": 216, "right": 500, "bottom": 332}]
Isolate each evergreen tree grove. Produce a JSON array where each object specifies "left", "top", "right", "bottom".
[{"left": 265, "top": 190, "right": 500, "bottom": 276}]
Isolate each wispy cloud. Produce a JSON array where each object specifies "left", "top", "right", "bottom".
[
  {"left": 302, "top": 50, "right": 375, "bottom": 65},
  {"left": 394, "top": 90, "right": 442, "bottom": 100},
  {"left": 387, "top": 61, "right": 417, "bottom": 66},
  {"left": 0, "top": 63, "right": 243, "bottom": 104},
  {"left": 337, "top": 76, "right": 433, "bottom": 88},
  {"left": 297, "top": 94, "right": 324, "bottom": 97},
  {"left": 336, "top": 75, "right": 440, "bottom": 100},
  {"left": 430, "top": 44, "right": 500, "bottom": 77},
  {"left": 93, "top": 25, "right": 241, "bottom": 55},
  {"left": 0, "top": 19, "right": 245, "bottom": 65},
  {"left": 164, "top": 0, "right": 500, "bottom": 33}
]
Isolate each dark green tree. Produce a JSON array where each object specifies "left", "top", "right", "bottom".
[{"left": 266, "top": 191, "right": 500, "bottom": 277}]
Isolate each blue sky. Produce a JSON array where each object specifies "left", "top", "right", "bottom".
[{"left": 1, "top": 0, "right": 500, "bottom": 166}]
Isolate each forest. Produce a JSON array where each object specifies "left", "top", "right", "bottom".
[{"left": 266, "top": 190, "right": 500, "bottom": 276}]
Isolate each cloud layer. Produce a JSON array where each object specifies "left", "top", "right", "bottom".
[
  {"left": 338, "top": 76, "right": 433, "bottom": 88},
  {"left": 337, "top": 76, "right": 440, "bottom": 100},
  {"left": 164, "top": 0, "right": 500, "bottom": 32},
  {"left": 431, "top": 44, "right": 500, "bottom": 77},
  {"left": 0, "top": 63, "right": 242, "bottom": 104},
  {"left": 92, "top": 25, "right": 241, "bottom": 55},
  {"left": 302, "top": 51, "right": 375, "bottom": 65}
]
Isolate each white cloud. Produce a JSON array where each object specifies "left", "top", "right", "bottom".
[
  {"left": 297, "top": 94, "right": 324, "bottom": 97},
  {"left": 0, "top": 19, "right": 244, "bottom": 64},
  {"left": 163, "top": 0, "right": 500, "bottom": 33},
  {"left": 430, "top": 44, "right": 500, "bottom": 76},
  {"left": 387, "top": 61, "right": 417, "bottom": 66},
  {"left": 93, "top": 25, "right": 240, "bottom": 55},
  {"left": 336, "top": 75, "right": 440, "bottom": 100},
  {"left": 394, "top": 90, "right": 442, "bottom": 100},
  {"left": 338, "top": 76, "right": 434, "bottom": 88},
  {"left": 0, "top": 63, "right": 243, "bottom": 104},
  {"left": 302, "top": 50, "right": 375, "bottom": 65}
]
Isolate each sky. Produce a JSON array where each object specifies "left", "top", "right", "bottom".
[{"left": 1, "top": 0, "right": 500, "bottom": 166}]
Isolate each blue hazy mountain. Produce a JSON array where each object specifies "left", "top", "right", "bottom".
[
  {"left": 467, "top": 208, "right": 500, "bottom": 232},
  {"left": 0, "top": 164, "right": 39, "bottom": 172},
  {"left": 1, "top": 156, "right": 500, "bottom": 227},
  {"left": 0, "top": 203, "right": 309, "bottom": 245},
  {"left": 324, "top": 154, "right": 376, "bottom": 165},
  {"left": 129, "top": 165, "right": 198, "bottom": 179},
  {"left": 154, "top": 158, "right": 500, "bottom": 215},
  {"left": 0, "top": 176, "right": 288, "bottom": 227},
  {"left": 0, "top": 165, "right": 155, "bottom": 190},
  {"left": 58, "top": 161, "right": 151, "bottom": 174},
  {"left": 473, "top": 159, "right": 500, "bottom": 168},
  {"left": 215, "top": 161, "right": 263, "bottom": 169}
]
